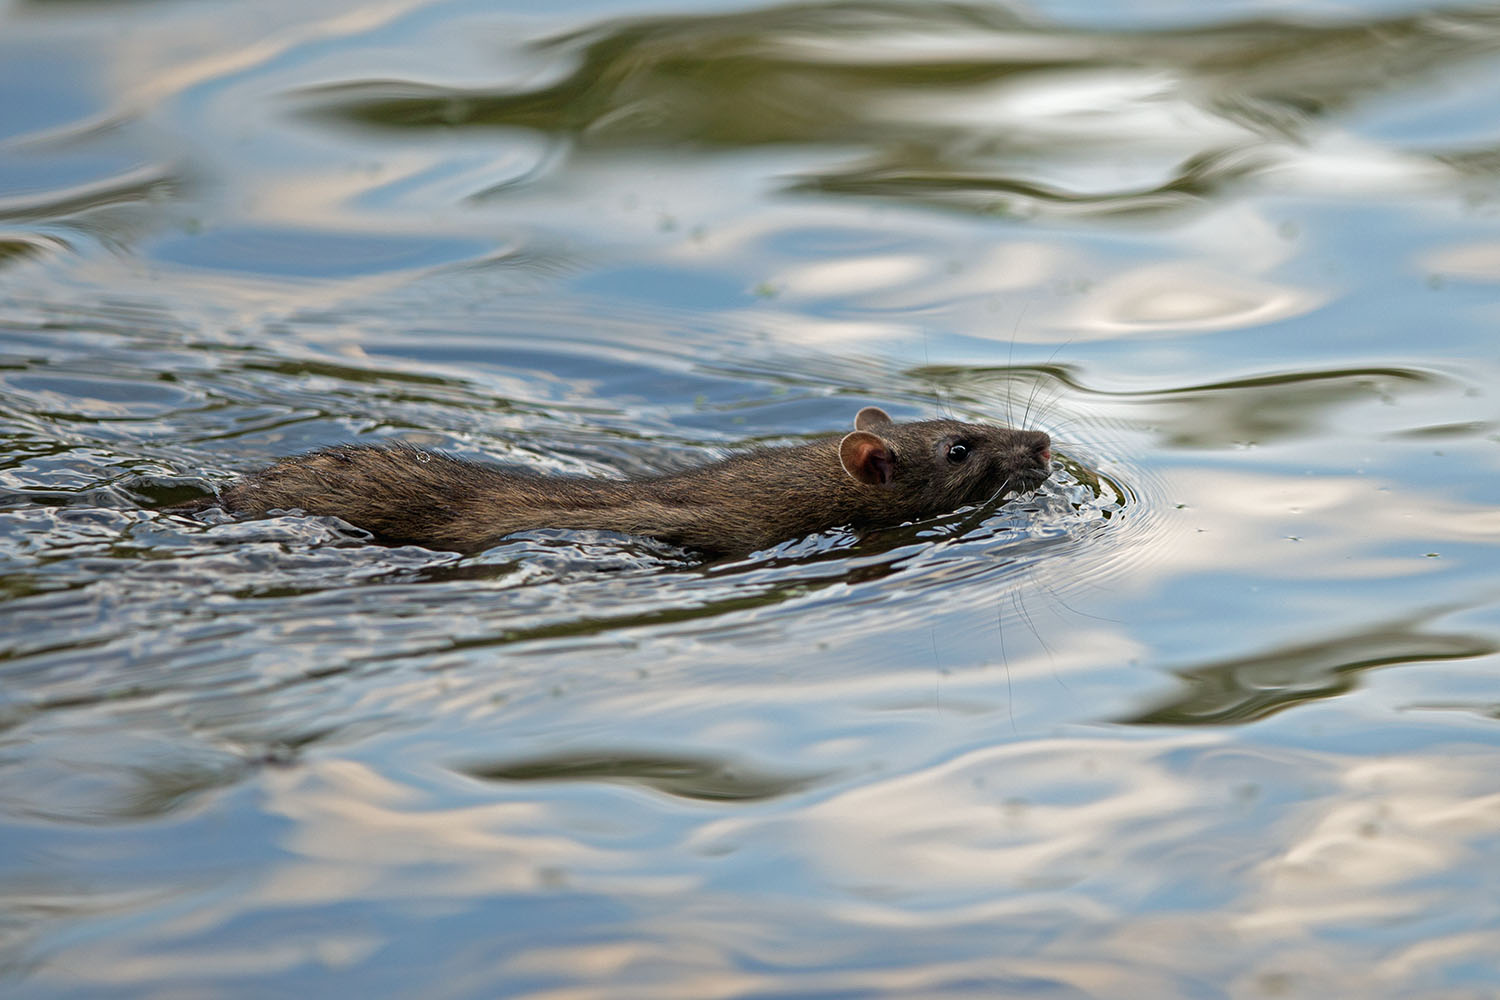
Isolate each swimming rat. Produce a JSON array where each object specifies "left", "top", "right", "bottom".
[{"left": 215, "top": 407, "right": 1052, "bottom": 557}]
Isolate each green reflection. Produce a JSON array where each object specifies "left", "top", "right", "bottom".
[
  {"left": 305, "top": 2, "right": 1500, "bottom": 217},
  {"left": 916, "top": 363, "right": 1444, "bottom": 448},
  {"left": 0, "top": 240, "right": 42, "bottom": 265},
  {"left": 0, "top": 167, "right": 178, "bottom": 223},
  {"left": 1129, "top": 367, "right": 1442, "bottom": 449},
  {"left": 1124, "top": 620, "right": 1496, "bottom": 725},
  {"left": 458, "top": 749, "right": 824, "bottom": 802},
  {"left": 0, "top": 235, "right": 67, "bottom": 268}
]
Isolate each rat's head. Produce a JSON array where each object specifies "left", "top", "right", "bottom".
[{"left": 837, "top": 406, "right": 1052, "bottom": 516}]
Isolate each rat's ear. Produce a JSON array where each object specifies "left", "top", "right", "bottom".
[
  {"left": 854, "top": 406, "right": 893, "bottom": 431},
  {"left": 839, "top": 430, "right": 894, "bottom": 487}
]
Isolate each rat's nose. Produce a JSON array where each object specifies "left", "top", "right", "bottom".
[{"left": 1025, "top": 430, "right": 1052, "bottom": 465}]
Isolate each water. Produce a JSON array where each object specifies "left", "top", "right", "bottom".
[{"left": 2, "top": 0, "right": 1499, "bottom": 996}]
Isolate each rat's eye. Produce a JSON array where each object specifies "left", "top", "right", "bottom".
[{"left": 945, "top": 442, "right": 970, "bottom": 464}]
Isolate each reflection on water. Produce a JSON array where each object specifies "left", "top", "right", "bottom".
[
  {"left": 311, "top": 3, "right": 1500, "bottom": 218},
  {"left": 1126, "top": 618, "right": 1498, "bottom": 725},
  {"left": 459, "top": 748, "right": 825, "bottom": 802},
  {"left": 2, "top": 0, "right": 1500, "bottom": 996}
]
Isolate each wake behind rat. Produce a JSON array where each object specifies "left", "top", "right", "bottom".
[{"left": 214, "top": 407, "right": 1052, "bottom": 557}]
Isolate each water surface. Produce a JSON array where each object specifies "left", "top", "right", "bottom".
[{"left": 2, "top": 0, "right": 1500, "bottom": 996}]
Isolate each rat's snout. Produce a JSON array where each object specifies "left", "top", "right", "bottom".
[
  {"left": 1020, "top": 429, "right": 1052, "bottom": 466},
  {"left": 1000, "top": 430, "right": 1053, "bottom": 492}
]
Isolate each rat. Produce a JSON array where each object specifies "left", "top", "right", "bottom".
[{"left": 212, "top": 407, "right": 1052, "bottom": 557}]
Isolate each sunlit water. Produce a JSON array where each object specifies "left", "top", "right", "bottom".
[{"left": 2, "top": 0, "right": 1499, "bottom": 996}]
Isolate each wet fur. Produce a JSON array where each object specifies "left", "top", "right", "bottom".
[{"left": 217, "top": 410, "right": 1052, "bottom": 557}]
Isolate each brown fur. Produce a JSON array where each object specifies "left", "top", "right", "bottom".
[{"left": 215, "top": 408, "right": 1052, "bottom": 557}]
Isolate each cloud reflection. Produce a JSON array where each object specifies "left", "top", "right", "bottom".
[{"left": 1067, "top": 262, "right": 1323, "bottom": 335}]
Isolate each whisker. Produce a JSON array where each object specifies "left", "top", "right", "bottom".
[
  {"left": 1037, "top": 576, "right": 1121, "bottom": 626},
  {"left": 1012, "top": 587, "right": 1056, "bottom": 684},
  {"left": 1024, "top": 337, "right": 1074, "bottom": 427},
  {"left": 923, "top": 332, "right": 954, "bottom": 420},
  {"left": 996, "top": 592, "right": 1015, "bottom": 733},
  {"left": 930, "top": 628, "right": 943, "bottom": 712},
  {"left": 1005, "top": 303, "right": 1030, "bottom": 429},
  {"left": 983, "top": 476, "right": 1016, "bottom": 506}
]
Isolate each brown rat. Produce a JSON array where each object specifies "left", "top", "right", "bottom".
[{"left": 214, "top": 407, "right": 1052, "bottom": 557}]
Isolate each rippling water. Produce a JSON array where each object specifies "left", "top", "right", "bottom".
[{"left": 3, "top": 0, "right": 1500, "bottom": 996}]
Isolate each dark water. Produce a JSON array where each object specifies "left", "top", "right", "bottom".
[{"left": 3, "top": 0, "right": 1500, "bottom": 996}]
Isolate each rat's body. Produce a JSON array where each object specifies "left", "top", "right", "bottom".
[{"left": 216, "top": 408, "right": 1052, "bottom": 557}]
